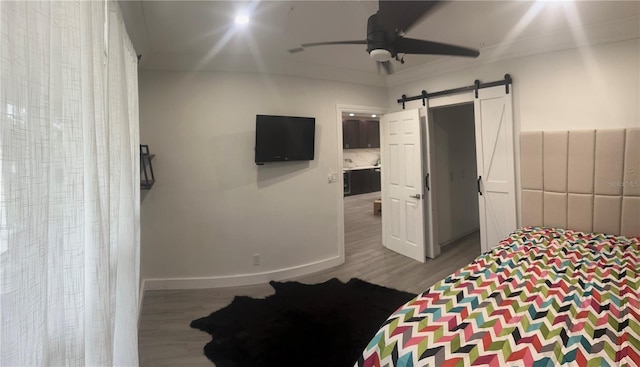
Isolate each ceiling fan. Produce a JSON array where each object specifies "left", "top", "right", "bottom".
[{"left": 288, "top": 0, "right": 479, "bottom": 74}]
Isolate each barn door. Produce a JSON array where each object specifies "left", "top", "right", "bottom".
[{"left": 474, "top": 86, "right": 517, "bottom": 252}]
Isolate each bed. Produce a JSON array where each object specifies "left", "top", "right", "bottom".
[
  {"left": 358, "top": 227, "right": 640, "bottom": 366},
  {"left": 357, "top": 128, "right": 640, "bottom": 367}
]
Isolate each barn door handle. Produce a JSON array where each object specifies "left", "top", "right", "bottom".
[
  {"left": 477, "top": 176, "right": 483, "bottom": 196},
  {"left": 425, "top": 173, "right": 430, "bottom": 191}
]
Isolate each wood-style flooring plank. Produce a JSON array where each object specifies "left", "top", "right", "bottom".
[{"left": 138, "top": 191, "right": 481, "bottom": 366}]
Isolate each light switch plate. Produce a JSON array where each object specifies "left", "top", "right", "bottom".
[{"left": 328, "top": 172, "right": 338, "bottom": 183}]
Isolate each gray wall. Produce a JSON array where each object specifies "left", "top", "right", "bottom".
[
  {"left": 139, "top": 70, "right": 387, "bottom": 288},
  {"left": 389, "top": 39, "right": 639, "bottom": 227}
]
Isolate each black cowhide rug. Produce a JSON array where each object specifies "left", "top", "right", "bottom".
[{"left": 190, "top": 278, "right": 416, "bottom": 367}]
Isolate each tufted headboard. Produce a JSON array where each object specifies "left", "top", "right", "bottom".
[{"left": 520, "top": 128, "right": 639, "bottom": 237}]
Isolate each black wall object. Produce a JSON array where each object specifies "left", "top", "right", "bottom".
[
  {"left": 397, "top": 74, "right": 512, "bottom": 109},
  {"left": 140, "top": 144, "right": 155, "bottom": 190},
  {"left": 254, "top": 115, "right": 315, "bottom": 164}
]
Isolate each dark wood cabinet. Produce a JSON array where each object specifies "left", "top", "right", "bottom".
[
  {"left": 364, "top": 120, "right": 380, "bottom": 149},
  {"left": 357, "top": 120, "right": 369, "bottom": 148},
  {"left": 345, "top": 168, "right": 381, "bottom": 196},
  {"left": 343, "top": 120, "right": 360, "bottom": 149},
  {"left": 343, "top": 119, "right": 380, "bottom": 149},
  {"left": 349, "top": 169, "right": 368, "bottom": 195},
  {"left": 372, "top": 169, "right": 381, "bottom": 192}
]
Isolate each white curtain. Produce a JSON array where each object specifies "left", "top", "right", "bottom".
[{"left": 0, "top": 1, "right": 140, "bottom": 366}]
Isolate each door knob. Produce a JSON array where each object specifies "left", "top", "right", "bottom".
[{"left": 409, "top": 194, "right": 422, "bottom": 199}]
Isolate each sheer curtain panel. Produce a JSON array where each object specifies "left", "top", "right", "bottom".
[{"left": 0, "top": 1, "right": 140, "bottom": 366}]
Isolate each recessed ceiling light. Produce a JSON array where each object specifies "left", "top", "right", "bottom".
[
  {"left": 349, "top": 113, "right": 355, "bottom": 117},
  {"left": 371, "top": 114, "right": 377, "bottom": 118},
  {"left": 235, "top": 14, "right": 250, "bottom": 25}
]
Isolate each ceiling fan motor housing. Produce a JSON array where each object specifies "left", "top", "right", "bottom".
[{"left": 367, "top": 12, "right": 395, "bottom": 59}]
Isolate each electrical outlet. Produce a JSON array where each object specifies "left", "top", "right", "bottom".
[{"left": 253, "top": 253, "right": 260, "bottom": 266}]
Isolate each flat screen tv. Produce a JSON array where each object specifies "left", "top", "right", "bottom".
[{"left": 255, "top": 115, "right": 315, "bottom": 164}]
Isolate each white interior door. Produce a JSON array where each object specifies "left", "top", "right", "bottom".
[
  {"left": 381, "top": 109, "right": 427, "bottom": 262},
  {"left": 474, "top": 86, "right": 517, "bottom": 252}
]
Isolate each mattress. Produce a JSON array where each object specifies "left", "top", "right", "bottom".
[{"left": 357, "top": 227, "right": 640, "bottom": 367}]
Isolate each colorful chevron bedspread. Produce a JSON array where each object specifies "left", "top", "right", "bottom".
[{"left": 357, "top": 227, "right": 640, "bottom": 367}]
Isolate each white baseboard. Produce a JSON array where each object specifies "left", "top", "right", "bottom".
[
  {"left": 137, "top": 278, "right": 146, "bottom": 327},
  {"left": 142, "top": 255, "right": 344, "bottom": 292}
]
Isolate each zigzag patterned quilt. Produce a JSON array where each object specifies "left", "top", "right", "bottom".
[{"left": 357, "top": 227, "right": 640, "bottom": 367}]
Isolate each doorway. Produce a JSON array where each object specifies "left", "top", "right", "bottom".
[
  {"left": 342, "top": 112, "right": 382, "bottom": 261},
  {"left": 336, "top": 105, "right": 387, "bottom": 264},
  {"left": 430, "top": 104, "right": 480, "bottom": 248},
  {"left": 377, "top": 85, "right": 516, "bottom": 262}
]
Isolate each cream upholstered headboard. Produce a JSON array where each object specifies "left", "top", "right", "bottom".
[{"left": 520, "top": 128, "right": 640, "bottom": 237}]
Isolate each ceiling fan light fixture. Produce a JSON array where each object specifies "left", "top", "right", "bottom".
[
  {"left": 369, "top": 49, "right": 391, "bottom": 62},
  {"left": 234, "top": 14, "right": 250, "bottom": 25}
]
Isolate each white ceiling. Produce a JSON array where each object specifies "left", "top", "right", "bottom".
[{"left": 120, "top": 1, "right": 639, "bottom": 87}]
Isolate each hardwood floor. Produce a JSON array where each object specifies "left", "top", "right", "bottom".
[{"left": 138, "top": 192, "right": 481, "bottom": 366}]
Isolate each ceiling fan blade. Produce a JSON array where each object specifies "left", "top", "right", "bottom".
[
  {"left": 288, "top": 40, "right": 367, "bottom": 53},
  {"left": 380, "top": 60, "right": 394, "bottom": 75},
  {"left": 394, "top": 37, "right": 479, "bottom": 57},
  {"left": 378, "top": 1, "right": 442, "bottom": 34}
]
